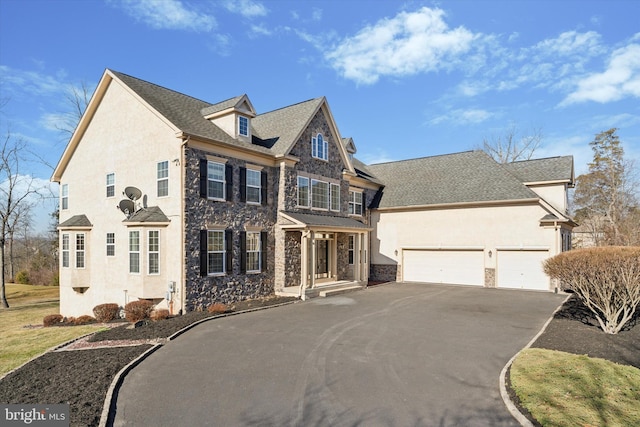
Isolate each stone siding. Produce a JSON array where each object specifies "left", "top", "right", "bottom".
[
  {"left": 183, "top": 146, "right": 277, "bottom": 311},
  {"left": 484, "top": 268, "right": 496, "bottom": 288},
  {"left": 370, "top": 264, "right": 400, "bottom": 282}
]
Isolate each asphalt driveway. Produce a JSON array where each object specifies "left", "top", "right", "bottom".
[{"left": 113, "top": 283, "right": 565, "bottom": 426}]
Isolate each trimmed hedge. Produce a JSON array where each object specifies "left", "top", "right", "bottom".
[
  {"left": 93, "top": 303, "right": 120, "bottom": 323},
  {"left": 43, "top": 314, "right": 63, "bottom": 327},
  {"left": 124, "top": 300, "right": 154, "bottom": 323}
]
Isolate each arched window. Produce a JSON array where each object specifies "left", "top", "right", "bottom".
[{"left": 312, "top": 133, "right": 328, "bottom": 161}]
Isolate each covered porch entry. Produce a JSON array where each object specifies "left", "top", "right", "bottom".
[{"left": 277, "top": 212, "right": 371, "bottom": 299}]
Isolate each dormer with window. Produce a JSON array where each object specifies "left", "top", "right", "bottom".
[{"left": 202, "top": 94, "right": 256, "bottom": 141}]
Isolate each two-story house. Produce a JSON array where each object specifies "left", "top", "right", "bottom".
[{"left": 52, "top": 69, "right": 575, "bottom": 317}]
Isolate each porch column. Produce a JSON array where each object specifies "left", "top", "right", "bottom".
[
  {"left": 309, "top": 231, "right": 316, "bottom": 289},
  {"left": 362, "top": 232, "right": 369, "bottom": 282},
  {"left": 300, "top": 231, "right": 309, "bottom": 289},
  {"left": 353, "top": 233, "right": 361, "bottom": 282}
]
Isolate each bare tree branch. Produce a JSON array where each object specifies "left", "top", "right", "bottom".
[{"left": 481, "top": 125, "right": 544, "bottom": 163}]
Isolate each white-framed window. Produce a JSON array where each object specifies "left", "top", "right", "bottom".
[
  {"left": 106, "top": 173, "right": 115, "bottom": 198},
  {"left": 348, "top": 235, "right": 355, "bottom": 265},
  {"left": 75, "top": 233, "right": 85, "bottom": 268},
  {"left": 207, "top": 230, "right": 225, "bottom": 275},
  {"left": 311, "top": 179, "right": 329, "bottom": 210},
  {"left": 106, "top": 233, "right": 115, "bottom": 257},
  {"left": 62, "top": 234, "right": 69, "bottom": 268},
  {"left": 148, "top": 230, "right": 160, "bottom": 274},
  {"left": 297, "top": 176, "right": 310, "bottom": 207},
  {"left": 312, "top": 133, "right": 328, "bottom": 161},
  {"left": 61, "top": 184, "right": 68, "bottom": 210},
  {"left": 129, "top": 231, "right": 140, "bottom": 274},
  {"left": 246, "top": 168, "right": 261, "bottom": 204},
  {"left": 157, "top": 161, "right": 169, "bottom": 197},
  {"left": 238, "top": 116, "right": 249, "bottom": 137},
  {"left": 207, "top": 161, "right": 225, "bottom": 200},
  {"left": 349, "top": 191, "right": 363, "bottom": 215},
  {"left": 330, "top": 183, "right": 340, "bottom": 212},
  {"left": 246, "top": 232, "right": 261, "bottom": 273}
]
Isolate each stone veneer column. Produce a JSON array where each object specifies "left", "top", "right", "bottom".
[{"left": 274, "top": 161, "right": 288, "bottom": 292}]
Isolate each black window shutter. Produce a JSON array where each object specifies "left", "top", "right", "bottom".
[
  {"left": 261, "top": 231, "right": 268, "bottom": 272},
  {"left": 239, "top": 167, "right": 246, "bottom": 202},
  {"left": 199, "top": 230, "right": 208, "bottom": 276},
  {"left": 240, "top": 231, "right": 247, "bottom": 273},
  {"left": 362, "top": 193, "right": 367, "bottom": 214},
  {"left": 225, "top": 229, "right": 233, "bottom": 273},
  {"left": 261, "top": 171, "right": 268, "bottom": 205},
  {"left": 199, "top": 160, "right": 208, "bottom": 198},
  {"left": 225, "top": 164, "right": 233, "bottom": 202}
]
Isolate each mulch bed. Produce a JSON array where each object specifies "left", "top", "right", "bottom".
[{"left": 1, "top": 293, "right": 638, "bottom": 427}]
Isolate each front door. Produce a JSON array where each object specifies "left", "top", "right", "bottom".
[{"left": 316, "top": 239, "right": 329, "bottom": 278}]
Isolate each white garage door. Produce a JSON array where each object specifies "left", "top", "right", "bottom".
[
  {"left": 497, "top": 250, "right": 550, "bottom": 290},
  {"left": 403, "top": 250, "right": 484, "bottom": 286}
]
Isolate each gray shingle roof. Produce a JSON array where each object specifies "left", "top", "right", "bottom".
[
  {"left": 200, "top": 95, "right": 246, "bottom": 117},
  {"left": 367, "top": 151, "right": 539, "bottom": 208},
  {"left": 503, "top": 156, "right": 574, "bottom": 183},
  {"left": 252, "top": 98, "right": 324, "bottom": 157},
  {"left": 58, "top": 214, "right": 92, "bottom": 228},
  {"left": 282, "top": 212, "right": 370, "bottom": 229},
  {"left": 124, "top": 206, "right": 170, "bottom": 223},
  {"left": 110, "top": 71, "right": 272, "bottom": 155}
]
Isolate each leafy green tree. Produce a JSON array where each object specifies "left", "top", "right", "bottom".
[{"left": 573, "top": 128, "right": 638, "bottom": 246}]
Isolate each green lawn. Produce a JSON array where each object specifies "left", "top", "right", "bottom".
[
  {"left": 511, "top": 348, "right": 640, "bottom": 427},
  {"left": 0, "top": 284, "right": 105, "bottom": 376}
]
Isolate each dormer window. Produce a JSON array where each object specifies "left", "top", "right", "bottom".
[
  {"left": 312, "top": 133, "right": 328, "bottom": 161},
  {"left": 238, "top": 116, "right": 249, "bottom": 137}
]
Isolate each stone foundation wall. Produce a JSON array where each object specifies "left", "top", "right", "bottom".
[
  {"left": 484, "top": 268, "right": 496, "bottom": 288},
  {"left": 370, "top": 264, "right": 399, "bottom": 282}
]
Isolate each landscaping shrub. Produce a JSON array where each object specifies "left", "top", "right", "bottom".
[
  {"left": 73, "top": 315, "right": 96, "bottom": 325},
  {"left": 150, "top": 309, "right": 171, "bottom": 321},
  {"left": 15, "top": 270, "right": 29, "bottom": 285},
  {"left": 93, "top": 303, "right": 120, "bottom": 323},
  {"left": 124, "top": 300, "right": 155, "bottom": 323},
  {"left": 544, "top": 246, "right": 640, "bottom": 334},
  {"left": 43, "top": 314, "right": 63, "bottom": 327},
  {"left": 207, "top": 302, "right": 231, "bottom": 314}
]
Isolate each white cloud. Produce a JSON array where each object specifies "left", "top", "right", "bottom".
[
  {"left": 113, "top": 0, "right": 216, "bottom": 32},
  {"left": 324, "top": 7, "right": 477, "bottom": 85},
  {"left": 429, "top": 108, "right": 494, "bottom": 125},
  {"left": 222, "top": 0, "right": 268, "bottom": 18},
  {"left": 561, "top": 43, "right": 640, "bottom": 105},
  {"left": 0, "top": 66, "right": 68, "bottom": 97}
]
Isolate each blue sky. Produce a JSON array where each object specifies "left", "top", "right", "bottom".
[{"left": 1, "top": 0, "right": 639, "bottom": 232}]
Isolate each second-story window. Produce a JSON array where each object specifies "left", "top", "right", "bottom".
[
  {"left": 106, "top": 173, "right": 115, "bottom": 198},
  {"left": 61, "top": 184, "right": 69, "bottom": 210},
  {"left": 238, "top": 116, "right": 249, "bottom": 137},
  {"left": 349, "top": 191, "right": 363, "bottom": 215},
  {"left": 157, "top": 161, "right": 169, "bottom": 197},
  {"left": 311, "top": 179, "right": 329, "bottom": 210},
  {"left": 330, "top": 183, "right": 340, "bottom": 212},
  {"left": 312, "top": 133, "right": 328, "bottom": 161},
  {"left": 246, "top": 169, "right": 261, "bottom": 204},
  {"left": 207, "top": 162, "right": 225, "bottom": 200},
  {"left": 297, "top": 176, "right": 310, "bottom": 207}
]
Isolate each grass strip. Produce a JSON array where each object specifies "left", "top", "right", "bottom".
[{"left": 511, "top": 348, "right": 640, "bottom": 427}]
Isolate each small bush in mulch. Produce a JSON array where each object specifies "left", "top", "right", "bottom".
[
  {"left": 93, "top": 303, "right": 120, "bottom": 323},
  {"left": 124, "top": 300, "right": 154, "bottom": 323},
  {"left": 150, "top": 309, "right": 171, "bottom": 321},
  {"left": 71, "top": 315, "right": 96, "bottom": 325},
  {"left": 43, "top": 314, "right": 63, "bottom": 327},
  {"left": 207, "top": 302, "right": 231, "bottom": 314}
]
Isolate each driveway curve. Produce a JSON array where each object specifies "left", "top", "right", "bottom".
[{"left": 113, "top": 283, "right": 565, "bottom": 427}]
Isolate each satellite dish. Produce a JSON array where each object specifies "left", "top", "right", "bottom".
[
  {"left": 118, "top": 199, "right": 136, "bottom": 216},
  {"left": 124, "top": 186, "right": 142, "bottom": 201}
]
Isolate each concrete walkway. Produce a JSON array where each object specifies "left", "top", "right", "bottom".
[{"left": 113, "top": 283, "right": 565, "bottom": 426}]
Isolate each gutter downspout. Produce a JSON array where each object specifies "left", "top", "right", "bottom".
[{"left": 180, "top": 135, "right": 189, "bottom": 314}]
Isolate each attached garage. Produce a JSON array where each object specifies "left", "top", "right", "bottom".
[
  {"left": 402, "top": 249, "right": 484, "bottom": 286},
  {"left": 496, "top": 250, "right": 550, "bottom": 291}
]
